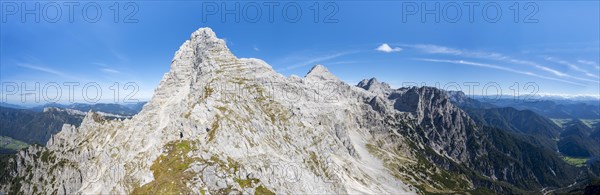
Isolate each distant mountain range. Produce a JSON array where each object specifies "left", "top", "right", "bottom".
[
  {"left": 451, "top": 91, "right": 600, "bottom": 151},
  {"left": 0, "top": 102, "right": 27, "bottom": 109},
  {"left": 1, "top": 102, "right": 147, "bottom": 114},
  {"left": 447, "top": 92, "right": 600, "bottom": 120},
  {"left": 475, "top": 97, "right": 600, "bottom": 119},
  {"left": 471, "top": 94, "right": 600, "bottom": 104},
  {"left": 29, "top": 102, "right": 147, "bottom": 116},
  {"left": 0, "top": 102, "right": 147, "bottom": 153},
  {"left": 0, "top": 106, "right": 84, "bottom": 147},
  {"left": 449, "top": 91, "right": 600, "bottom": 193}
]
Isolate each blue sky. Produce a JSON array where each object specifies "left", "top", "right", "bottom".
[{"left": 1, "top": 1, "right": 599, "bottom": 105}]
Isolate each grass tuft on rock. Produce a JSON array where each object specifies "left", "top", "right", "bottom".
[
  {"left": 254, "top": 185, "right": 275, "bottom": 195},
  {"left": 131, "top": 140, "right": 197, "bottom": 195}
]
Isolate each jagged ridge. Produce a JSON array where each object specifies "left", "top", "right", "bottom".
[{"left": 0, "top": 27, "right": 583, "bottom": 195}]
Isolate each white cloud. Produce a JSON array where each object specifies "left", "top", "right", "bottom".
[
  {"left": 253, "top": 46, "right": 260, "bottom": 51},
  {"left": 376, "top": 43, "right": 402, "bottom": 53}
]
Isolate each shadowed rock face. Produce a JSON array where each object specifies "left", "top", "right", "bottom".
[
  {"left": 361, "top": 85, "right": 475, "bottom": 163},
  {"left": 0, "top": 28, "right": 582, "bottom": 195},
  {"left": 358, "top": 80, "right": 581, "bottom": 193},
  {"left": 0, "top": 107, "right": 84, "bottom": 146}
]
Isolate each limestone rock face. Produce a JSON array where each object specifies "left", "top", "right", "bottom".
[
  {"left": 3, "top": 27, "right": 542, "bottom": 195},
  {"left": 1, "top": 28, "right": 420, "bottom": 194},
  {"left": 357, "top": 78, "right": 391, "bottom": 95}
]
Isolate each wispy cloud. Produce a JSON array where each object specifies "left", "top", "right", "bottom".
[
  {"left": 417, "top": 58, "right": 586, "bottom": 86},
  {"left": 405, "top": 44, "right": 599, "bottom": 84},
  {"left": 375, "top": 43, "right": 402, "bottom": 53},
  {"left": 20, "top": 93, "right": 36, "bottom": 97},
  {"left": 17, "top": 64, "right": 68, "bottom": 77},
  {"left": 409, "top": 44, "right": 463, "bottom": 55},
  {"left": 94, "top": 63, "right": 122, "bottom": 74},
  {"left": 325, "top": 61, "right": 359, "bottom": 65},
  {"left": 408, "top": 44, "right": 512, "bottom": 60},
  {"left": 253, "top": 46, "right": 260, "bottom": 51},
  {"left": 101, "top": 68, "right": 120, "bottom": 74},
  {"left": 93, "top": 62, "right": 109, "bottom": 67},
  {"left": 280, "top": 51, "right": 358, "bottom": 71},
  {"left": 407, "top": 44, "right": 563, "bottom": 74},
  {"left": 521, "top": 47, "right": 600, "bottom": 54},
  {"left": 578, "top": 60, "right": 600, "bottom": 70},
  {"left": 110, "top": 49, "right": 129, "bottom": 62},
  {"left": 544, "top": 57, "right": 599, "bottom": 78}
]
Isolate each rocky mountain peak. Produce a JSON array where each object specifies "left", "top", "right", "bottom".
[
  {"left": 169, "top": 27, "right": 230, "bottom": 72},
  {"left": 357, "top": 77, "right": 377, "bottom": 88},
  {"left": 305, "top": 64, "right": 338, "bottom": 81},
  {"left": 447, "top": 90, "right": 467, "bottom": 103},
  {"left": 190, "top": 27, "right": 220, "bottom": 42},
  {"left": 357, "top": 77, "right": 391, "bottom": 95},
  {"left": 143, "top": 27, "right": 237, "bottom": 113}
]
